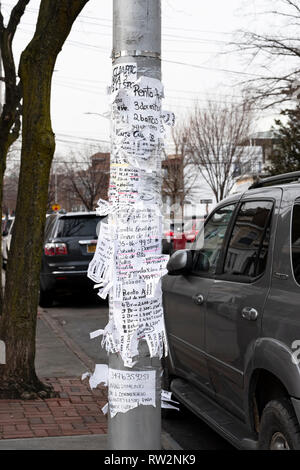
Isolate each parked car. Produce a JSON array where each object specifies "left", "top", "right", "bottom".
[
  {"left": 39, "top": 211, "right": 104, "bottom": 307},
  {"left": 2, "top": 214, "right": 53, "bottom": 268},
  {"left": 162, "top": 218, "right": 204, "bottom": 255},
  {"left": 162, "top": 171, "right": 300, "bottom": 450},
  {"left": 2, "top": 216, "right": 15, "bottom": 268}
]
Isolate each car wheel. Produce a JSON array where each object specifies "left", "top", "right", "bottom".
[
  {"left": 258, "top": 398, "right": 300, "bottom": 450},
  {"left": 39, "top": 289, "right": 54, "bottom": 308}
]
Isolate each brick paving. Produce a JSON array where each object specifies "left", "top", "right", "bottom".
[{"left": 0, "top": 377, "right": 108, "bottom": 440}]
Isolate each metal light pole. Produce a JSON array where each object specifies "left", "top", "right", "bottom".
[{"left": 108, "top": 0, "right": 162, "bottom": 450}]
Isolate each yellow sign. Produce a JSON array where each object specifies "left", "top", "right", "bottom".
[{"left": 52, "top": 204, "right": 61, "bottom": 212}]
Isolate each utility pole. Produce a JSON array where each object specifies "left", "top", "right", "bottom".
[
  {"left": 108, "top": 0, "right": 162, "bottom": 450},
  {"left": 54, "top": 167, "right": 57, "bottom": 203}
]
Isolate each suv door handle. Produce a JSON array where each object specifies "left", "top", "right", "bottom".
[
  {"left": 192, "top": 294, "right": 204, "bottom": 305},
  {"left": 242, "top": 307, "right": 258, "bottom": 321}
]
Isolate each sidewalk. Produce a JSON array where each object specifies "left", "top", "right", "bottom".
[
  {"left": 0, "top": 377, "right": 107, "bottom": 441},
  {"left": 0, "top": 308, "right": 180, "bottom": 450}
]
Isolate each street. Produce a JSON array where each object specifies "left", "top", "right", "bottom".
[{"left": 37, "top": 291, "right": 233, "bottom": 450}]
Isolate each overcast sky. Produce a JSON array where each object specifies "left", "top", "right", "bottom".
[{"left": 1, "top": 0, "right": 288, "bottom": 159}]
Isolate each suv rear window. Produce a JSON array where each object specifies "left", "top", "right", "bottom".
[
  {"left": 56, "top": 215, "right": 101, "bottom": 238},
  {"left": 292, "top": 204, "right": 300, "bottom": 285}
]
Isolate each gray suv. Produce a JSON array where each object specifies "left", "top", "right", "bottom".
[
  {"left": 39, "top": 211, "right": 103, "bottom": 307},
  {"left": 162, "top": 171, "right": 300, "bottom": 450}
]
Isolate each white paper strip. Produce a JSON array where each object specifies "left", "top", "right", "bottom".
[
  {"left": 161, "top": 389, "right": 172, "bottom": 401},
  {"left": 90, "top": 329, "right": 105, "bottom": 339},
  {"left": 81, "top": 372, "right": 90, "bottom": 381},
  {"left": 161, "top": 389, "right": 180, "bottom": 411},
  {"left": 87, "top": 223, "right": 115, "bottom": 283},
  {"left": 97, "top": 280, "right": 113, "bottom": 300},
  {"left": 89, "top": 364, "right": 109, "bottom": 390},
  {"left": 102, "top": 403, "right": 109, "bottom": 415},
  {"left": 161, "top": 401, "right": 180, "bottom": 411}
]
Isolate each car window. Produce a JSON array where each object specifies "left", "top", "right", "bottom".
[
  {"left": 56, "top": 216, "right": 101, "bottom": 238},
  {"left": 223, "top": 200, "right": 273, "bottom": 279},
  {"left": 184, "top": 218, "right": 204, "bottom": 232},
  {"left": 292, "top": 204, "right": 300, "bottom": 286},
  {"left": 192, "top": 204, "right": 236, "bottom": 275},
  {"left": 44, "top": 215, "right": 56, "bottom": 238}
]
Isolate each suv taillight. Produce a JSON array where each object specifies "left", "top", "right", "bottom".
[{"left": 44, "top": 243, "right": 68, "bottom": 256}]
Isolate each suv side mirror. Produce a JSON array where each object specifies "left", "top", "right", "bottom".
[{"left": 167, "top": 250, "right": 193, "bottom": 275}]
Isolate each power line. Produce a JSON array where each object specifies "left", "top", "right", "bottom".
[
  {"left": 18, "top": 22, "right": 229, "bottom": 46},
  {"left": 56, "top": 133, "right": 110, "bottom": 144},
  {"left": 163, "top": 59, "right": 263, "bottom": 77},
  {"left": 55, "top": 75, "right": 246, "bottom": 99},
  {"left": 14, "top": 26, "right": 263, "bottom": 79},
  {"left": 2, "top": 2, "right": 234, "bottom": 36}
]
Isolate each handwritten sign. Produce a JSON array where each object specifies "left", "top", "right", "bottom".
[
  {"left": 108, "top": 368, "right": 156, "bottom": 418},
  {"left": 87, "top": 64, "right": 174, "bottom": 372},
  {"left": 87, "top": 222, "right": 115, "bottom": 283}
]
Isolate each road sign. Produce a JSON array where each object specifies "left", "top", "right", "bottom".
[
  {"left": 52, "top": 204, "right": 61, "bottom": 212},
  {"left": 200, "top": 199, "right": 213, "bottom": 204}
]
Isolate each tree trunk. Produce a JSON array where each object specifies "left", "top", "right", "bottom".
[
  {"left": 0, "top": 121, "right": 21, "bottom": 316},
  {"left": 0, "top": 142, "right": 9, "bottom": 313},
  {"left": 0, "top": 0, "right": 89, "bottom": 399},
  {"left": 0, "top": 1, "right": 32, "bottom": 314}
]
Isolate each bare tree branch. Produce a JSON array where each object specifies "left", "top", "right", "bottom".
[
  {"left": 7, "top": 0, "right": 31, "bottom": 36},
  {"left": 186, "top": 99, "right": 256, "bottom": 202},
  {"left": 235, "top": 0, "right": 300, "bottom": 108},
  {"left": 162, "top": 125, "right": 197, "bottom": 209},
  {"left": 62, "top": 149, "right": 110, "bottom": 211},
  {"left": 0, "top": 0, "right": 30, "bottom": 149}
]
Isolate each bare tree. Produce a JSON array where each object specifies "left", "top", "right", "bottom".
[
  {"left": 47, "top": 164, "right": 65, "bottom": 211},
  {"left": 187, "top": 99, "right": 256, "bottom": 202},
  {"left": 47, "top": 171, "right": 56, "bottom": 211},
  {"left": 0, "top": 1, "right": 30, "bottom": 309},
  {"left": 2, "top": 142, "right": 21, "bottom": 214},
  {"left": 63, "top": 149, "right": 110, "bottom": 211},
  {"left": 162, "top": 125, "right": 196, "bottom": 209},
  {"left": 0, "top": 0, "right": 89, "bottom": 399},
  {"left": 236, "top": 0, "right": 300, "bottom": 108},
  {"left": 0, "top": 0, "right": 28, "bottom": 167},
  {"left": 3, "top": 158, "right": 63, "bottom": 215},
  {"left": 3, "top": 161, "right": 19, "bottom": 215}
]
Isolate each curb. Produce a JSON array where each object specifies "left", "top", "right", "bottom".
[
  {"left": 0, "top": 431, "right": 182, "bottom": 450},
  {"left": 0, "top": 434, "right": 107, "bottom": 450}
]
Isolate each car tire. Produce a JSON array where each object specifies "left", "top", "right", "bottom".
[
  {"left": 258, "top": 398, "right": 300, "bottom": 450},
  {"left": 39, "top": 289, "right": 54, "bottom": 308}
]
